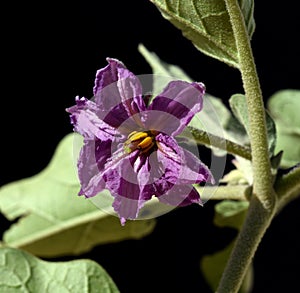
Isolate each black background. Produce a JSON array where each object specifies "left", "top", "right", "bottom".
[{"left": 1, "top": 1, "right": 300, "bottom": 292}]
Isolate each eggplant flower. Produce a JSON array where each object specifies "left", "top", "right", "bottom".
[{"left": 66, "top": 58, "right": 214, "bottom": 225}]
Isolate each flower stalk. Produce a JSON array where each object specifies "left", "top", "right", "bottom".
[
  {"left": 187, "top": 127, "right": 252, "bottom": 160},
  {"left": 194, "top": 185, "right": 250, "bottom": 201}
]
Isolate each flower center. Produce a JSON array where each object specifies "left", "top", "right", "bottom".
[{"left": 124, "top": 130, "right": 157, "bottom": 154}]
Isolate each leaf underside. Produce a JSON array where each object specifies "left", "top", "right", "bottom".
[{"left": 150, "top": 0, "right": 255, "bottom": 68}]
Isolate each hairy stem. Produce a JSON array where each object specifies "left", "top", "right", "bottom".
[
  {"left": 225, "top": 0, "right": 274, "bottom": 210},
  {"left": 194, "top": 185, "right": 250, "bottom": 201},
  {"left": 187, "top": 127, "right": 252, "bottom": 160},
  {"left": 216, "top": 1, "right": 277, "bottom": 292},
  {"left": 216, "top": 196, "right": 275, "bottom": 293}
]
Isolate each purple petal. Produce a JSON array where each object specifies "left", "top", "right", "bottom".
[
  {"left": 66, "top": 96, "right": 115, "bottom": 140},
  {"left": 117, "top": 67, "right": 147, "bottom": 117},
  {"left": 104, "top": 151, "right": 156, "bottom": 225},
  {"left": 158, "top": 185, "right": 202, "bottom": 207},
  {"left": 147, "top": 81, "right": 205, "bottom": 136},
  {"left": 180, "top": 147, "right": 215, "bottom": 185},
  {"left": 78, "top": 139, "right": 112, "bottom": 197},
  {"left": 156, "top": 133, "right": 214, "bottom": 185},
  {"left": 93, "top": 58, "right": 126, "bottom": 96},
  {"left": 93, "top": 58, "right": 146, "bottom": 129}
]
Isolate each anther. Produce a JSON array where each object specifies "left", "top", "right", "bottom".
[
  {"left": 128, "top": 131, "right": 148, "bottom": 142},
  {"left": 140, "top": 142, "right": 155, "bottom": 154},
  {"left": 138, "top": 136, "right": 153, "bottom": 149}
]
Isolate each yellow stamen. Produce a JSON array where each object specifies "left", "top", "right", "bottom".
[
  {"left": 129, "top": 131, "right": 148, "bottom": 142},
  {"left": 141, "top": 142, "right": 155, "bottom": 154},
  {"left": 128, "top": 131, "right": 138, "bottom": 139},
  {"left": 138, "top": 136, "right": 153, "bottom": 149},
  {"left": 125, "top": 130, "right": 157, "bottom": 154}
]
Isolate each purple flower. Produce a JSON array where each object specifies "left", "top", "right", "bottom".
[{"left": 66, "top": 58, "right": 214, "bottom": 225}]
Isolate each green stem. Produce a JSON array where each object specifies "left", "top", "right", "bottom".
[
  {"left": 225, "top": 0, "right": 274, "bottom": 210},
  {"left": 216, "top": 196, "right": 275, "bottom": 293},
  {"left": 187, "top": 127, "right": 252, "bottom": 160},
  {"left": 216, "top": 1, "right": 277, "bottom": 292},
  {"left": 194, "top": 185, "right": 250, "bottom": 201}
]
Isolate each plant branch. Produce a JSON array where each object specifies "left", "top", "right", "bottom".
[
  {"left": 216, "top": 0, "right": 277, "bottom": 292},
  {"left": 194, "top": 185, "right": 250, "bottom": 202},
  {"left": 187, "top": 127, "right": 252, "bottom": 160},
  {"left": 216, "top": 196, "right": 275, "bottom": 293},
  {"left": 225, "top": 0, "right": 275, "bottom": 210}
]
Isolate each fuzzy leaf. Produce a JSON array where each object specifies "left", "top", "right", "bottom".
[
  {"left": 230, "top": 94, "right": 277, "bottom": 156},
  {"left": 0, "top": 247, "right": 120, "bottom": 293},
  {"left": 268, "top": 89, "right": 300, "bottom": 129},
  {"left": 214, "top": 199, "right": 249, "bottom": 230},
  {"left": 149, "top": 0, "right": 255, "bottom": 68},
  {"left": 138, "top": 43, "right": 192, "bottom": 102},
  {"left": 268, "top": 89, "right": 300, "bottom": 167},
  {"left": 0, "top": 134, "right": 156, "bottom": 257},
  {"left": 239, "top": 0, "right": 255, "bottom": 38},
  {"left": 138, "top": 43, "right": 193, "bottom": 82},
  {"left": 273, "top": 132, "right": 300, "bottom": 168}
]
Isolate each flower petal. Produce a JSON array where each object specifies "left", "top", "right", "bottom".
[
  {"left": 93, "top": 58, "right": 126, "bottom": 97},
  {"left": 158, "top": 185, "right": 202, "bottom": 207},
  {"left": 104, "top": 151, "right": 156, "bottom": 225},
  {"left": 148, "top": 81, "right": 205, "bottom": 136},
  {"left": 93, "top": 58, "right": 146, "bottom": 130},
  {"left": 66, "top": 96, "right": 115, "bottom": 140},
  {"left": 156, "top": 133, "right": 214, "bottom": 185},
  {"left": 78, "top": 139, "right": 112, "bottom": 197}
]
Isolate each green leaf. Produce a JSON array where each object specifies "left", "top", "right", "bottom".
[
  {"left": 0, "top": 134, "right": 156, "bottom": 257},
  {"left": 239, "top": 0, "right": 256, "bottom": 38},
  {"left": 229, "top": 94, "right": 277, "bottom": 156},
  {"left": 268, "top": 89, "right": 300, "bottom": 129},
  {"left": 214, "top": 200, "right": 249, "bottom": 230},
  {"left": 0, "top": 247, "right": 120, "bottom": 293},
  {"left": 273, "top": 132, "right": 300, "bottom": 168},
  {"left": 268, "top": 89, "right": 300, "bottom": 167},
  {"left": 229, "top": 94, "right": 249, "bottom": 133},
  {"left": 201, "top": 200, "right": 251, "bottom": 292},
  {"left": 138, "top": 43, "right": 193, "bottom": 82},
  {"left": 138, "top": 43, "right": 192, "bottom": 102},
  {"left": 220, "top": 169, "right": 249, "bottom": 185},
  {"left": 149, "top": 0, "right": 255, "bottom": 68}
]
